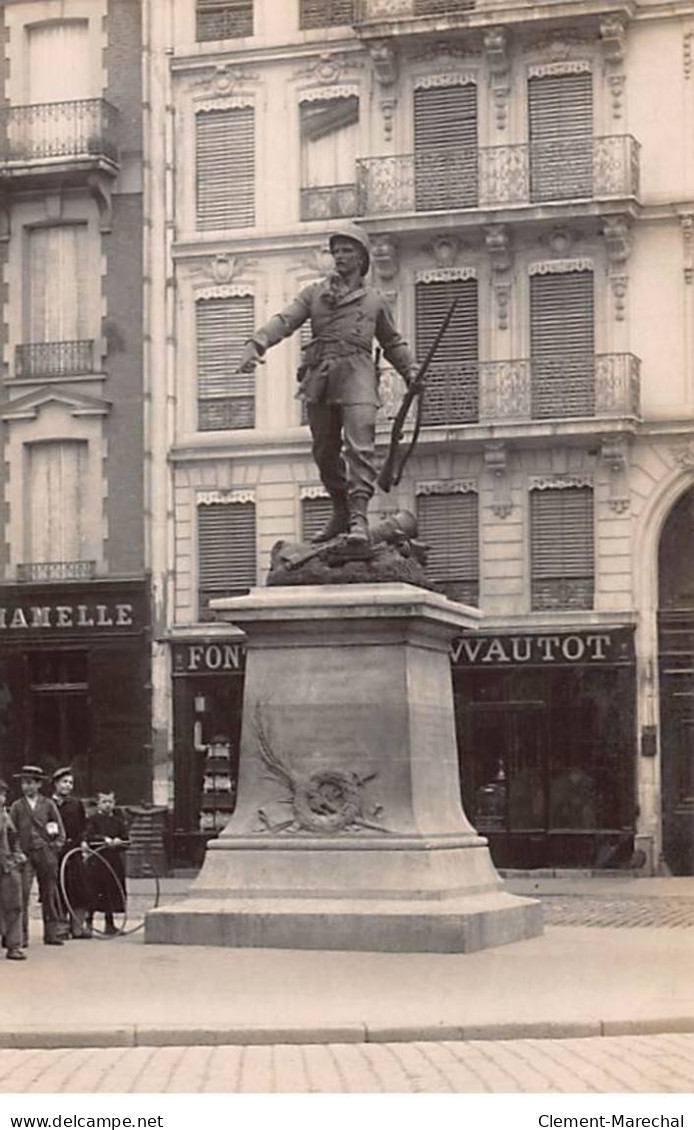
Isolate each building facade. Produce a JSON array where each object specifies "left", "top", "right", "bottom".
[
  {"left": 0, "top": 0, "right": 150, "bottom": 804},
  {"left": 144, "top": 0, "right": 694, "bottom": 873}
]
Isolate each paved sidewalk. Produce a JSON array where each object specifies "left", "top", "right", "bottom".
[{"left": 3, "top": 875, "right": 693, "bottom": 1051}]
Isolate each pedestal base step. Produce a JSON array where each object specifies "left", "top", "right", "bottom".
[{"left": 145, "top": 891, "right": 542, "bottom": 954}]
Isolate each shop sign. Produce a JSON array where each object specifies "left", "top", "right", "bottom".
[
  {"left": 451, "top": 627, "right": 634, "bottom": 667},
  {"left": 0, "top": 600, "right": 139, "bottom": 633},
  {"left": 173, "top": 641, "right": 246, "bottom": 675}
]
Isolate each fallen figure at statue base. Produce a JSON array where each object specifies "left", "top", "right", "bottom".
[{"left": 266, "top": 510, "right": 436, "bottom": 591}]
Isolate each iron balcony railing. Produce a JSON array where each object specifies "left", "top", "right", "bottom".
[
  {"left": 300, "top": 183, "right": 359, "bottom": 222},
  {"left": 196, "top": 2, "right": 253, "bottom": 41},
  {"left": 0, "top": 99, "right": 119, "bottom": 166},
  {"left": 17, "top": 560, "right": 97, "bottom": 583},
  {"left": 15, "top": 340, "right": 95, "bottom": 379},
  {"left": 356, "top": 136, "right": 640, "bottom": 216},
  {"left": 378, "top": 354, "right": 640, "bottom": 427}
]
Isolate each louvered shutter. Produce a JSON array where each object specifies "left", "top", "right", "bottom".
[
  {"left": 417, "top": 492, "right": 479, "bottom": 606},
  {"left": 196, "top": 108, "right": 255, "bottom": 231},
  {"left": 530, "top": 270, "right": 594, "bottom": 419},
  {"left": 27, "top": 440, "right": 88, "bottom": 563},
  {"left": 414, "top": 83, "right": 478, "bottom": 211},
  {"left": 198, "top": 502, "right": 256, "bottom": 610},
  {"left": 530, "top": 488, "right": 594, "bottom": 611},
  {"left": 301, "top": 497, "right": 332, "bottom": 542},
  {"left": 528, "top": 72, "right": 593, "bottom": 202},
  {"left": 197, "top": 296, "right": 255, "bottom": 431},
  {"left": 299, "top": 0, "right": 355, "bottom": 29},
  {"left": 415, "top": 0, "right": 474, "bottom": 11},
  {"left": 415, "top": 277, "right": 478, "bottom": 424},
  {"left": 196, "top": 1, "right": 253, "bottom": 42}
]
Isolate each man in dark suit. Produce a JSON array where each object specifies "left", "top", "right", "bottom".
[
  {"left": 9, "top": 766, "right": 65, "bottom": 947},
  {"left": 52, "top": 767, "right": 91, "bottom": 938},
  {"left": 0, "top": 777, "right": 26, "bottom": 960}
]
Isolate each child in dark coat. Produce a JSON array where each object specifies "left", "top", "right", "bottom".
[{"left": 85, "top": 791, "right": 128, "bottom": 936}]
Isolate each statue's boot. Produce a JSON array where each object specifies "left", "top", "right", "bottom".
[
  {"left": 310, "top": 490, "right": 350, "bottom": 543},
  {"left": 346, "top": 493, "right": 371, "bottom": 546}
]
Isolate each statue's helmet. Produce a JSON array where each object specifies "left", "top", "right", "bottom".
[{"left": 328, "top": 222, "right": 371, "bottom": 275}]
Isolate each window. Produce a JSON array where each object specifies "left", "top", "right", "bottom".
[
  {"left": 299, "top": 95, "right": 359, "bottom": 221},
  {"left": 301, "top": 496, "right": 332, "bottom": 542},
  {"left": 414, "top": 81, "right": 478, "bottom": 211},
  {"left": 299, "top": 0, "right": 355, "bottom": 29},
  {"left": 24, "top": 440, "right": 88, "bottom": 565},
  {"left": 20, "top": 224, "right": 93, "bottom": 377},
  {"left": 196, "top": 295, "right": 255, "bottom": 431},
  {"left": 530, "top": 268, "right": 594, "bottom": 419},
  {"left": 417, "top": 491, "right": 479, "bottom": 605},
  {"left": 196, "top": 1, "right": 253, "bottom": 41},
  {"left": 528, "top": 71, "right": 593, "bottom": 202},
  {"left": 27, "top": 20, "right": 91, "bottom": 102},
  {"left": 196, "top": 107, "right": 255, "bottom": 231},
  {"left": 198, "top": 501, "right": 256, "bottom": 613},
  {"left": 530, "top": 487, "right": 594, "bottom": 611},
  {"left": 415, "top": 277, "right": 478, "bottom": 425}
]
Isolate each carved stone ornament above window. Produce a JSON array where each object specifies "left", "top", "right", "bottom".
[
  {"left": 603, "top": 216, "right": 632, "bottom": 322},
  {"left": 371, "top": 234, "right": 399, "bottom": 281},
  {"left": 294, "top": 53, "right": 363, "bottom": 86},
  {"left": 529, "top": 474, "right": 593, "bottom": 491},
  {"left": 416, "top": 267, "right": 476, "bottom": 285},
  {"left": 300, "top": 484, "right": 330, "bottom": 501},
  {"left": 600, "top": 434, "right": 630, "bottom": 514},
  {"left": 682, "top": 215, "right": 693, "bottom": 285},
  {"left": 189, "top": 254, "right": 244, "bottom": 286},
  {"left": 484, "top": 442, "right": 513, "bottom": 519},
  {"left": 670, "top": 440, "right": 694, "bottom": 468},
  {"left": 484, "top": 27, "right": 511, "bottom": 131},
  {"left": 529, "top": 259, "right": 593, "bottom": 277},
  {"left": 198, "top": 490, "right": 255, "bottom": 506},
  {"left": 191, "top": 64, "right": 258, "bottom": 98},
  {"left": 485, "top": 225, "right": 512, "bottom": 274},
  {"left": 600, "top": 17, "right": 628, "bottom": 120},
  {"left": 1, "top": 387, "right": 111, "bottom": 423},
  {"left": 369, "top": 40, "right": 398, "bottom": 87},
  {"left": 431, "top": 235, "right": 460, "bottom": 269},
  {"left": 416, "top": 479, "right": 477, "bottom": 496}
]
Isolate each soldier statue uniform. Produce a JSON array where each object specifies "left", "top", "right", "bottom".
[{"left": 238, "top": 223, "right": 418, "bottom": 544}]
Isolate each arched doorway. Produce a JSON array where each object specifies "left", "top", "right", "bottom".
[{"left": 659, "top": 485, "right": 694, "bottom": 874}]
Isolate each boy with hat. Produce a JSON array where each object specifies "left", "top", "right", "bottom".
[
  {"left": 52, "top": 767, "right": 91, "bottom": 939},
  {"left": 237, "top": 221, "right": 418, "bottom": 545},
  {"left": 9, "top": 766, "right": 65, "bottom": 946},
  {"left": 0, "top": 777, "right": 26, "bottom": 960}
]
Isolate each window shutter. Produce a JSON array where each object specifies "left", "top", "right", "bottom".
[
  {"left": 196, "top": 1, "right": 253, "bottom": 42},
  {"left": 414, "top": 83, "right": 478, "bottom": 210},
  {"left": 196, "top": 107, "right": 255, "bottom": 230},
  {"left": 299, "top": 0, "right": 355, "bottom": 29},
  {"left": 28, "top": 225, "right": 89, "bottom": 343},
  {"left": 26, "top": 440, "right": 88, "bottom": 563},
  {"left": 198, "top": 502, "right": 256, "bottom": 610},
  {"left": 530, "top": 269, "right": 594, "bottom": 419},
  {"left": 301, "top": 496, "right": 332, "bottom": 542},
  {"left": 417, "top": 492, "right": 479, "bottom": 606},
  {"left": 528, "top": 72, "right": 593, "bottom": 202},
  {"left": 197, "top": 296, "right": 255, "bottom": 431},
  {"left": 415, "top": 277, "right": 478, "bottom": 425},
  {"left": 530, "top": 487, "right": 594, "bottom": 611}
]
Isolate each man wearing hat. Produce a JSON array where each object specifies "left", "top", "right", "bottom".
[
  {"left": 52, "top": 767, "right": 91, "bottom": 939},
  {"left": 238, "top": 221, "right": 418, "bottom": 545},
  {"left": 9, "top": 766, "right": 65, "bottom": 946},
  {"left": 0, "top": 777, "right": 26, "bottom": 960}
]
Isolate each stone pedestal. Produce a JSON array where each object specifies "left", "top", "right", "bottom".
[{"left": 146, "top": 584, "right": 542, "bottom": 952}]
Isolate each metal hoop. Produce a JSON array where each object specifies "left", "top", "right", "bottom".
[{"left": 59, "top": 845, "right": 160, "bottom": 938}]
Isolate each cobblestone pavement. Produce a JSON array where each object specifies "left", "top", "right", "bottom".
[
  {"left": 540, "top": 896, "right": 694, "bottom": 929},
  {"left": 1, "top": 1034, "right": 693, "bottom": 1093}
]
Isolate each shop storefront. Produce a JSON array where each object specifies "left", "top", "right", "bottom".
[
  {"left": 0, "top": 579, "right": 151, "bottom": 804},
  {"left": 452, "top": 626, "right": 637, "bottom": 870},
  {"left": 171, "top": 637, "right": 245, "bottom": 866}
]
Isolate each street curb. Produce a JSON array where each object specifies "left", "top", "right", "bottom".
[{"left": 2, "top": 1016, "right": 694, "bottom": 1050}]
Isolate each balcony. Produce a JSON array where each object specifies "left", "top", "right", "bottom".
[
  {"left": 356, "top": 137, "right": 639, "bottom": 218},
  {"left": 300, "top": 183, "right": 359, "bottom": 222},
  {"left": 379, "top": 354, "right": 640, "bottom": 428},
  {"left": 355, "top": 0, "right": 628, "bottom": 27},
  {"left": 17, "top": 560, "right": 97, "bottom": 583},
  {"left": 0, "top": 99, "right": 119, "bottom": 180},
  {"left": 15, "top": 340, "right": 96, "bottom": 380}
]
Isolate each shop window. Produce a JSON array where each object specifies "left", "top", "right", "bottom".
[
  {"left": 299, "top": 0, "right": 355, "bottom": 29},
  {"left": 413, "top": 80, "right": 478, "bottom": 211},
  {"left": 416, "top": 490, "right": 479, "bottom": 605},
  {"left": 301, "top": 495, "right": 332, "bottom": 542},
  {"left": 28, "top": 649, "right": 90, "bottom": 786},
  {"left": 530, "top": 486, "right": 594, "bottom": 611},
  {"left": 528, "top": 70, "right": 593, "bottom": 203},
  {"left": 196, "top": 295, "right": 255, "bottom": 431},
  {"left": 299, "top": 94, "right": 359, "bottom": 221},
  {"left": 24, "top": 440, "right": 89, "bottom": 566},
  {"left": 196, "top": 106, "right": 255, "bottom": 231},
  {"left": 415, "top": 276, "right": 478, "bottom": 425},
  {"left": 196, "top": 0, "right": 253, "bottom": 42},
  {"left": 197, "top": 500, "right": 256, "bottom": 614},
  {"left": 530, "top": 268, "right": 595, "bottom": 419}
]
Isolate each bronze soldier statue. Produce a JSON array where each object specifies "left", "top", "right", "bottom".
[{"left": 237, "top": 222, "right": 418, "bottom": 545}]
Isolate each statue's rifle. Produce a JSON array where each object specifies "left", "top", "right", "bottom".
[{"left": 377, "top": 297, "right": 458, "bottom": 493}]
